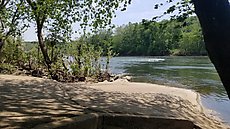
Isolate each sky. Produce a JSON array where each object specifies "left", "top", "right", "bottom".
[
  {"left": 112, "top": 0, "right": 164, "bottom": 25},
  {"left": 23, "top": 0, "right": 173, "bottom": 41}
]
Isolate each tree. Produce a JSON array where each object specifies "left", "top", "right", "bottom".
[
  {"left": 192, "top": 0, "right": 230, "bottom": 98},
  {"left": 112, "top": 23, "right": 138, "bottom": 56},
  {"left": 110, "top": 18, "right": 204, "bottom": 56},
  {"left": 22, "top": 0, "right": 131, "bottom": 70},
  {"left": 179, "top": 17, "right": 205, "bottom": 55},
  {"left": 0, "top": 0, "right": 25, "bottom": 53}
]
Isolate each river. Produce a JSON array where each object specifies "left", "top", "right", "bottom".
[{"left": 102, "top": 56, "right": 230, "bottom": 124}]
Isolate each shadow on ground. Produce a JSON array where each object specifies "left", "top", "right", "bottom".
[
  {"left": 0, "top": 77, "right": 85, "bottom": 129},
  {"left": 0, "top": 75, "right": 224, "bottom": 129}
]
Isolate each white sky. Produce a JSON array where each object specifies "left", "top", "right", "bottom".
[{"left": 23, "top": 0, "right": 173, "bottom": 41}]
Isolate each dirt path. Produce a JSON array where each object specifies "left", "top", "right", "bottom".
[{"left": 0, "top": 75, "right": 229, "bottom": 129}]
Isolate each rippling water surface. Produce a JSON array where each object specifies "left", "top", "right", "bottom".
[{"left": 103, "top": 56, "right": 230, "bottom": 124}]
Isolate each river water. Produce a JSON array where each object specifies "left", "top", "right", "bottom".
[{"left": 103, "top": 56, "right": 230, "bottom": 124}]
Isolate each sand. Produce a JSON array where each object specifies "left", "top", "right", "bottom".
[
  {"left": 88, "top": 79, "right": 201, "bottom": 108},
  {"left": 0, "top": 75, "right": 229, "bottom": 129}
]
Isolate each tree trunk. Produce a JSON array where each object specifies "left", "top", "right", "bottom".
[
  {"left": 192, "top": 0, "right": 230, "bottom": 98},
  {"left": 0, "top": 38, "right": 4, "bottom": 53},
  {"left": 37, "top": 26, "right": 51, "bottom": 69},
  {"left": 77, "top": 44, "right": 82, "bottom": 71}
]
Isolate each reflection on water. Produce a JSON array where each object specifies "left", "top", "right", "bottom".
[{"left": 106, "top": 56, "right": 230, "bottom": 124}]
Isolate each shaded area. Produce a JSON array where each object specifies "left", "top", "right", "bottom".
[
  {"left": 67, "top": 84, "right": 224, "bottom": 129},
  {"left": 103, "top": 114, "right": 200, "bottom": 129},
  {"left": 0, "top": 76, "right": 85, "bottom": 129},
  {"left": 32, "top": 113, "right": 201, "bottom": 129},
  {"left": 0, "top": 75, "right": 227, "bottom": 129}
]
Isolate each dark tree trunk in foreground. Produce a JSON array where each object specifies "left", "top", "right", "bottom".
[{"left": 192, "top": 0, "right": 230, "bottom": 98}]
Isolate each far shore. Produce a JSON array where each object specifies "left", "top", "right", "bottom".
[{"left": 0, "top": 74, "right": 229, "bottom": 129}]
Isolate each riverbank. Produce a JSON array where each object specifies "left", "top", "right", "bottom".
[{"left": 0, "top": 75, "right": 229, "bottom": 129}]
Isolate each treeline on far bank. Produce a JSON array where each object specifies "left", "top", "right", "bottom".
[{"left": 86, "top": 16, "right": 207, "bottom": 56}]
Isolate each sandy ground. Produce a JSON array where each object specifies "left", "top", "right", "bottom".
[{"left": 0, "top": 75, "right": 229, "bottom": 129}]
